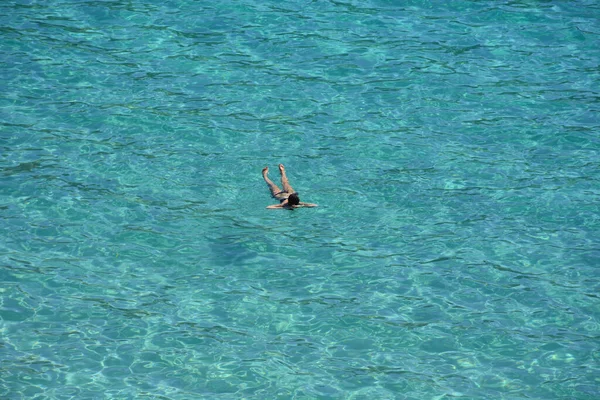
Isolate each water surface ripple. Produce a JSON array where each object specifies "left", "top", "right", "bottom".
[{"left": 1, "top": 0, "right": 599, "bottom": 399}]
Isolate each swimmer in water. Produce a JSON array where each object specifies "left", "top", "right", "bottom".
[{"left": 262, "top": 164, "right": 318, "bottom": 209}]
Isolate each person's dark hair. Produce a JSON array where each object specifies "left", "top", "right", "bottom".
[{"left": 287, "top": 192, "right": 300, "bottom": 206}]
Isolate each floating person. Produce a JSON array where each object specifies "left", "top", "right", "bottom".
[{"left": 262, "top": 164, "right": 318, "bottom": 209}]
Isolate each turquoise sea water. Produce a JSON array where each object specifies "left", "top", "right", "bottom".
[{"left": 1, "top": 0, "right": 599, "bottom": 398}]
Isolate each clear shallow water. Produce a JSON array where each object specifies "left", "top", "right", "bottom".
[{"left": 1, "top": 0, "right": 599, "bottom": 398}]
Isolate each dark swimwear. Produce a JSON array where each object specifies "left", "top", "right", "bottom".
[{"left": 274, "top": 191, "right": 291, "bottom": 203}]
